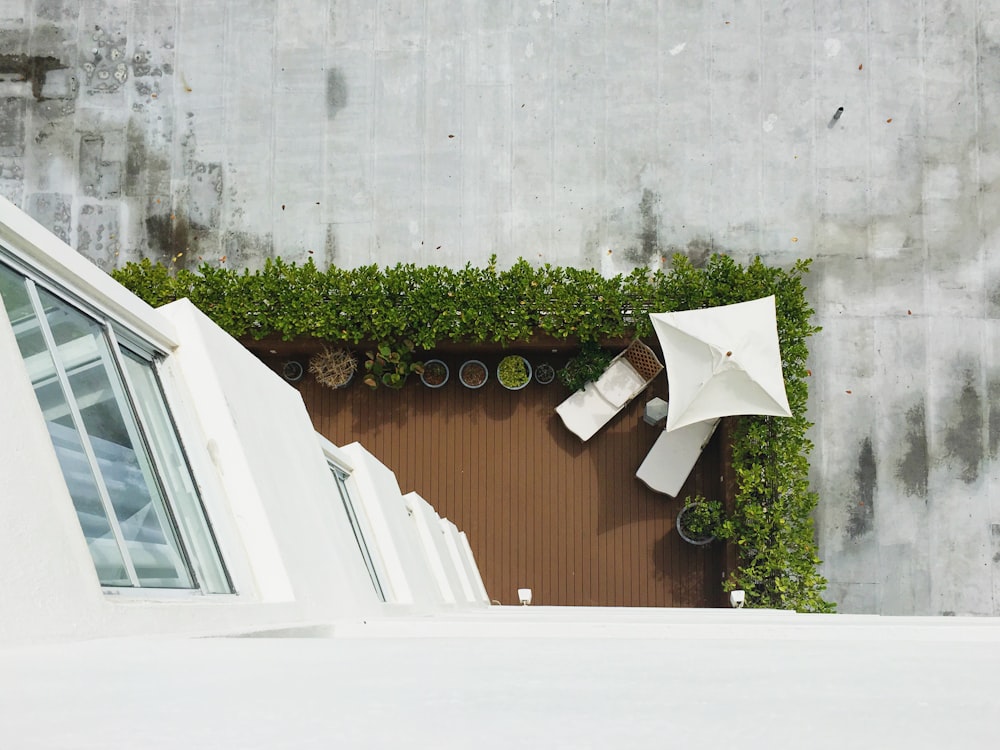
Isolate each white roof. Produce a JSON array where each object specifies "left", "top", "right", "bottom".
[{"left": 2, "top": 607, "right": 997, "bottom": 749}]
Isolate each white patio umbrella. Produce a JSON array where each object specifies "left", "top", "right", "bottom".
[{"left": 649, "top": 295, "right": 792, "bottom": 432}]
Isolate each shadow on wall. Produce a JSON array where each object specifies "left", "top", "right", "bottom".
[{"left": 0, "top": 54, "right": 67, "bottom": 101}]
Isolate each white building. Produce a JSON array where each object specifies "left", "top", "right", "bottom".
[
  {"left": 0, "top": 196, "right": 488, "bottom": 645},
  {"left": 3, "top": 196, "right": 1000, "bottom": 748}
]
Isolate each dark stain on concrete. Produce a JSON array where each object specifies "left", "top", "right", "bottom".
[
  {"left": 988, "top": 379, "right": 1000, "bottom": 458},
  {"left": 131, "top": 49, "right": 162, "bottom": 78},
  {"left": 77, "top": 203, "right": 119, "bottom": 271},
  {"left": 0, "top": 53, "right": 66, "bottom": 101},
  {"left": 682, "top": 238, "right": 713, "bottom": 268},
  {"left": 847, "top": 437, "right": 876, "bottom": 540},
  {"left": 660, "top": 238, "right": 714, "bottom": 269},
  {"left": 988, "top": 285, "right": 1000, "bottom": 318},
  {"left": 224, "top": 229, "right": 274, "bottom": 268},
  {"left": 186, "top": 161, "right": 224, "bottom": 231},
  {"left": 79, "top": 134, "right": 122, "bottom": 199},
  {"left": 943, "top": 370, "right": 982, "bottom": 484},
  {"left": 325, "top": 224, "right": 338, "bottom": 266},
  {"left": 26, "top": 192, "right": 71, "bottom": 243},
  {"left": 896, "top": 402, "right": 928, "bottom": 497},
  {"left": 0, "top": 97, "right": 26, "bottom": 153},
  {"left": 124, "top": 121, "right": 144, "bottom": 192},
  {"left": 125, "top": 118, "right": 170, "bottom": 197},
  {"left": 80, "top": 28, "right": 128, "bottom": 94},
  {"left": 326, "top": 68, "right": 348, "bottom": 119},
  {"left": 623, "top": 188, "right": 660, "bottom": 265},
  {"left": 145, "top": 212, "right": 192, "bottom": 268}
]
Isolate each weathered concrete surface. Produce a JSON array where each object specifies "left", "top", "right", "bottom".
[{"left": 2, "top": 0, "right": 1000, "bottom": 614}]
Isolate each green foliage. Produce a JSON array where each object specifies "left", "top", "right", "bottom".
[
  {"left": 112, "top": 251, "right": 830, "bottom": 611},
  {"left": 558, "top": 342, "right": 613, "bottom": 391},
  {"left": 725, "top": 413, "right": 832, "bottom": 613},
  {"left": 497, "top": 355, "right": 530, "bottom": 388},
  {"left": 679, "top": 497, "right": 724, "bottom": 540},
  {"left": 363, "top": 341, "right": 422, "bottom": 390}
]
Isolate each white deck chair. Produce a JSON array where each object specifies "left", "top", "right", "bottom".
[
  {"left": 635, "top": 417, "right": 719, "bottom": 497},
  {"left": 555, "top": 340, "right": 664, "bottom": 441}
]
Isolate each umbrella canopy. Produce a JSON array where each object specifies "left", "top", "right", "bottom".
[{"left": 649, "top": 295, "right": 792, "bottom": 431}]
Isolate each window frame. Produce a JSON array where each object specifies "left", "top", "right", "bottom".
[
  {"left": 0, "top": 248, "right": 233, "bottom": 595},
  {"left": 324, "top": 455, "right": 388, "bottom": 603}
]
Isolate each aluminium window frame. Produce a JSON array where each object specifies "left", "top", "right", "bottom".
[
  {"left": 0, "top": 245, "right": 232, "bottom": 596},
  {"left": 323, "top": 452, "right": 389, "bottom": 603}
]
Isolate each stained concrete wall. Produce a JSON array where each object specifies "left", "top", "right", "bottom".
[{"left": 3, "top": 0, "right": 1000, "bottom": 614}]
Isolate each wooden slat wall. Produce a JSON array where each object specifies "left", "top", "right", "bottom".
[{"left": 275, "top": 348, "right": 727, "bottom": 608}]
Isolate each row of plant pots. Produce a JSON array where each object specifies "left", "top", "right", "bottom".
[
  {"left": 281, "top": 349, "right": 557, "bottom": 391},
  {"left": 421, "top": 356, "right": 556, "bottom": 390}
]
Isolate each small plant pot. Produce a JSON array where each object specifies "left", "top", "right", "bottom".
[
  {"left": 420, "top": 359, "right": 450, "bottom": 388},
  {"left": 497, "top": 355, "right": 532, "bottom": 391},
  {"left": 281, "top": 360, "right": 304, "bottom": 382},
  {"left": 459, "top": 359, "right": 489, "bottom": 389},
  {"left": 534, "top": 362, "right": 555, "bottom": 385},
  {"left": 676, "top": 503, "right": 716, "bottom": 546}
]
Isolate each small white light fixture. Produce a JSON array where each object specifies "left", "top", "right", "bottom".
[
  {"left": 729, "top": 589, "right": 746, "bottom": 609},
  {"left": 517, "top": 588, "right": 532, "bottom": 605}
]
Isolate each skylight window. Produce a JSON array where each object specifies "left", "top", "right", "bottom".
[
  {"left": 0, "top": 259, "right": 230, "bottom": 593},
  {"left": 328, "top": 462, "right": 386, "bottom": 602}
]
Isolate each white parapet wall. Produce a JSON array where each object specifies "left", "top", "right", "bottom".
[
  {"left": 157, "top": 299, "right": 387, "bottom": 620},
  {"left": 338, "top": 442, "right": 493, "bottom": 611}
]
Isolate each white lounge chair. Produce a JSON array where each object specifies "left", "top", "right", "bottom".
[
  {"left": 635, "top": 417, "right": 719, "bottom": 497},
  {"left": 555, "top": 340, "right": 664, "bottom": 441}
]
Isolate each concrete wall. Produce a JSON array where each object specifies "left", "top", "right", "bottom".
[{"left": 3, "top": 1, "right": 1000, "bottom": 614}]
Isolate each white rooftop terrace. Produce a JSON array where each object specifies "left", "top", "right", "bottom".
[{"left": 2, "top": 606, "right": 998, "bottom": 749}]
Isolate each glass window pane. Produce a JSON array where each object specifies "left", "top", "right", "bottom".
[
  {"left": 0, "top": 265, "right": 130, "bottom": 585},
  {"left": 35, "top": 287, "right": 194, "bottom": 589},
  {"left": 331, "top": 466, "right": 386, "bottom": 602},
  {"left": 2, "top": 258, "right": 232, "bottom": 593},
  {"left": 122, "top": 351, "right": 231, "bottom": 594}
]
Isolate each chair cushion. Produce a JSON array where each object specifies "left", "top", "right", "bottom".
[
  {"left": 555, "top": 383, "right": 624, "bottom": 441},
  {"left": 593, "top": 360, "right": 645, "bottom": 408}
]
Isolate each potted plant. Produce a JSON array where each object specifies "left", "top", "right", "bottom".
[
  {"left": 676, "top": 496, "right": 724, "bottom": 546},
  {"left": 307, "top": 347, "right": 356, "bottom": 389},
  {"left": 281, "top": 360, "right": 305, "bottom": 382},
  {"left": 363, "top": 341, "right": 422, "bottom": 389},
  {"left": 497, "top": 355, "right": 532, "bottom": 390},
  {"left": 558, "top": 342, "right": 612, "bottom": 392},
  {"left": 459, "top": 359, "right": 489, "bottom": 389},
  {"left": 534, "top": 362, "right": 555, "bottom": 385},
  {"left": 420, "top": 359, "right": 450, "bottom": 388}
]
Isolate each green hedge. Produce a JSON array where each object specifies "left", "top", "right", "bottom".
[{"left": 113, "top": 252, "right": 832, "bottom": 612}]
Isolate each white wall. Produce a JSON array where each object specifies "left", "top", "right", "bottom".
[
  {"left": 340, "top": 442, "right": 456, "bottom": 609},
  {"left": 159, "top": 299, "right": 387, "bottom": 618}
]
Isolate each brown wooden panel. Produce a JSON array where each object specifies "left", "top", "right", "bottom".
[{"left": 257, "top": 345, "right": 728, "bottom": 608}]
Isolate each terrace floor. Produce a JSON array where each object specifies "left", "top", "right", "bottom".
[{"left": 250, "top": 341, "right": 734, "bottom": 607}]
